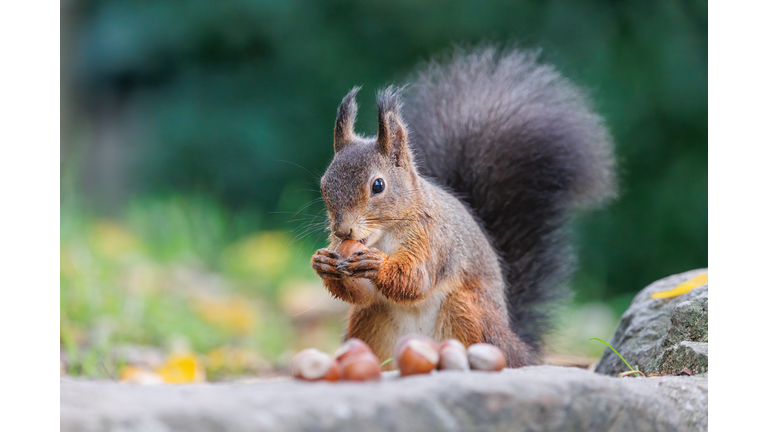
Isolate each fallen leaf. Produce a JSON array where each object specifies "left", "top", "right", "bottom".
[
  {"left": 647, "top": 373, "right": 664, "bottom": 377},
  {"left": 650, "top": 273, "right": 708, "bottom": 299},
  {"left": 678, "top": 367, "right": 693, "bottom": 376},
  {"left": 155, "top": 354, "right": 206, "bottom": 383},
  {"left": 120, "top": 366, "right": 164, "bottom": 385}
]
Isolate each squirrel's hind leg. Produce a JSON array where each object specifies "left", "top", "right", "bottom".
[
  {"left": 441, "top": 288, "right": 535, "bottom": 368},
  {"left": 345, "top": 303, "right": 398, "bottom": 370}
]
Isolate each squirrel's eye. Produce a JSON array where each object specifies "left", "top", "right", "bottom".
[{"left": 371, "top": 178, "right": 385, "bottom": 195}]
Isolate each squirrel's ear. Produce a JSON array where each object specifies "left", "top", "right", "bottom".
[
  {"left": 334, "top": 87, "right": 361, "bottom": 153},
  {"left": 375, "top": 86, "right": 409, "bottom": 167}
]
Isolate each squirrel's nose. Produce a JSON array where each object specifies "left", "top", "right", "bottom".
[{"left": 334, "top": 228, "right": 353, "bottom": 240}]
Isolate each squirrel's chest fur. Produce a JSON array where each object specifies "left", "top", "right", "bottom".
[
  {"left": 346, "top": 208, "right": 494, "bottom": 366},
  {"left": 370, "top": 229, "right": 454, "bottom": 341}
]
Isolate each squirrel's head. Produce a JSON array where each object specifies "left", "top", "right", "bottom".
[{"left": 320, "top": 86, "right": 421, "bottom": 245}]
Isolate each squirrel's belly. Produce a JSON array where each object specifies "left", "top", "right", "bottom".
[
  {"left": 387, "top": 290, "right": 450, "bottom": 341},
  {"left": 353, "top": 279, "right": 461, "bottom": 365}
]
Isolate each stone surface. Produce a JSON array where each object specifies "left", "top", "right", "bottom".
[
  {"left": 595, "top": 269, "right": 708, "bottom": 377},
  {"left": 61, "top": 366, "right": 707, "bottom": 432}
]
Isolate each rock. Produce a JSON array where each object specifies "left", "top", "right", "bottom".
[
  {"left": 60, "top": 366, "right": 708, "bottom": 431},
  {"left": 595, "top": 269, "right": 708, "bottom": 377},
  {"left": 657, "top": 341, "right": 708, "bottom": 376}
]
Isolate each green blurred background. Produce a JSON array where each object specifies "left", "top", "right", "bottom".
[{"left": 60, "top": 0, "right": 707, "bottom": 379}]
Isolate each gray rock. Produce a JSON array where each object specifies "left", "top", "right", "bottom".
[
  {"left": 61, "top": 366, "right": 707, "bottom": 432},
  {"left": 595, "top": 269, "right": 708, "bottom": 376}
]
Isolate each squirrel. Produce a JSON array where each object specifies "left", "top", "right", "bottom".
[{"left": 310, "top": 47, "right": 616, "bottom": 369}]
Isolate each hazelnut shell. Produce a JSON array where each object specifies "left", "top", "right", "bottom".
[
  {"left": 290, "top": 348, "right": 342, "bottom": 381},
  {"left": 438, "top": 339, "right": 469, "bottom": 371},
  {"left": 439, "top": 339, "right": 468, "bottom": 354},
  {"left": 334, "top": 338, "right": 374, "bottom": 363},
  {"left": 397, "top": 339, "right": 440, "bottom": 376},
  {"left": 467, "top": 343, "right": 506, "bottom": 372},
  {"left": 395, "top": 334, "right": 438, "bottom": 359},
  {"left": 335, "top": 240, "right": 368, "bottom": 259},
  {"left": 339, "top": 352, "right": 381, "bottom": 381}
]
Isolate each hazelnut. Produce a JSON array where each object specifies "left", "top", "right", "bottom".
[
  {"left": 394, "top": 334, "right": 437, "bottom": 357},
  {"left": 334, "top": 338, "right": 374, "bottom": 363},
  {"left": 395, "top": 334, "right": 439, "bottom": 376},
  {"left": 335, "top": 240, "right": 368, "bottom": 259},
  {"left": 339, "top": 352, "right": 381, "bottom": 381},
  {"left": 290, "top": 348, "right": 341, "bottom": 381},
  {"left": 467, "top": 343, "right": 506, "bottom": 371},
  {"left": 438, "top": 339, "right": 469, "bottom": 371}
]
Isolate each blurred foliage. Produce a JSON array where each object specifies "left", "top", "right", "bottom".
[
  {"left": 60, "top": 195, "right": 347, "bottom": 379},
  {"left": 61, "top": 0, "right": 707, "bottom": 376}
]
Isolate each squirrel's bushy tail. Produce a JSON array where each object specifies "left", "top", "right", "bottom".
[{"left": 403, "top": 47, "right": 616, "bottom": 352}]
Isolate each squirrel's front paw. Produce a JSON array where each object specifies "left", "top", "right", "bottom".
[
  {"left": 311, "top": 248, "right": 350, "bottom": 280},
  {"left": 345, "top": 248, "right": 387, "bottom": 279}
]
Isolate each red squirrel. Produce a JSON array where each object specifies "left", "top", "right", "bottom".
[{"left": 311, "top": 47, "right": 616, "bottom": 369}]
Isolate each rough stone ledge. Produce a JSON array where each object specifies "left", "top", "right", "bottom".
[{"left": 61, "top": 365, "right": 707, "bottom": 432}]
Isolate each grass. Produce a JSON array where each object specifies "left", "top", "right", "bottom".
[{"left": 587, "top": 337, "right": 642, "bottom": 377}]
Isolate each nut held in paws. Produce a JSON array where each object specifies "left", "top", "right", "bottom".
[
  {"left": 335, "top": 240, "right": 368, "bottom": 259},
  {"left": 290, "top": 348, "right": 341, "bottom": 381},
  {"left": 467, "top": 343, "right": 506, "bottom": 371}
]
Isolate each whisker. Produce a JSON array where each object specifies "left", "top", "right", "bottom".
[
  {"left": 287, "top": 228, "right": 328, "bottom": 248},
  {"left": 291, "top": 198, "right": 326, "bottom": 217},
  {"left": 292, "top": 292, "right": 330, "bottom": 317},
  {"left": 270, "top": 211, "right": 328, "bottom": 217},
  {"left": 277, "top": 159, "right": 323, "bottom": 179}
]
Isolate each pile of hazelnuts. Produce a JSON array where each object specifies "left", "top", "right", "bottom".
[{"left": 290, "top": 334, "right": 507, "bottom": 382}]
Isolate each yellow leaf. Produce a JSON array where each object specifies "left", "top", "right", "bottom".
[
  {"left": 155, "top": 354, "right": 206, "bottom": 383},
  {"left": 650, "top": 273, "right": 708, "bottom": 299}
]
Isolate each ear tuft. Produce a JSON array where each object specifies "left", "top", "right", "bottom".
[
  {"left": 376, "top": 86, "right": 410, "bottom": 167},
  {"left": 334, "top": 86, "right": 361, "bottom": 153}
]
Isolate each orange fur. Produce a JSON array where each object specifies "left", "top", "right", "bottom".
[
  {"left": 374, "top": 222, "right": 431, "bottom": 303},
  {"left": 324, "top": 277, "right": 377, "bottom": 306},
  {"left": 345, "top": 303, "right": 396, "bottom": 370},
  {"left": 440, "top": 288, "right": 484, "bottom": 346},
  {"left": 435, "top": 274, "right": 536, "bottom": 367}
]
